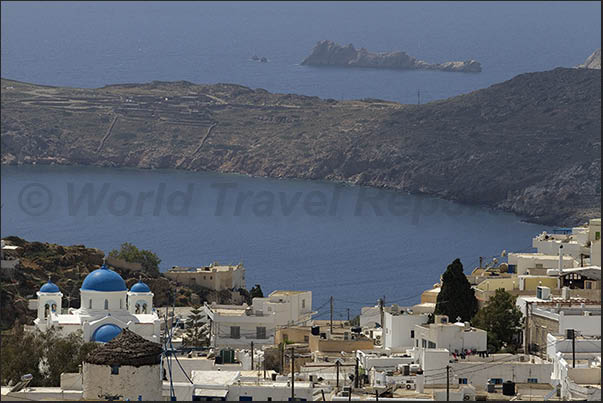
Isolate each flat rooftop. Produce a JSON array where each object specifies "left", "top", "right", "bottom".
[
  {"left": 169, "top": 264, "right": 242, "bottom": 273},
  {"left": 270, "top": 290, "right": 307, "bottom": 296}
]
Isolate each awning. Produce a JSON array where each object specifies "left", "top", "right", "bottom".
[{"left": 193, "top": 389, "right": 228, "bottom": 398}]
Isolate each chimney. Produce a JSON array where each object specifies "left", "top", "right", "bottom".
[
  {"left": 558, "top": 245, "right": 564, "bottom": 270},
  {"left": 561, "top": 287, "right": 570, "bottom": 300},
  {"left": 416, "top": 370, "right": 425, "bottom": 394}
]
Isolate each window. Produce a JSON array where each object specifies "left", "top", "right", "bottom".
[
  {"left": 596, "top": 231, "right": 601, "bottom": 241},
  {"left": 89, "top": 299, "right": 92, "bottom": 309},
  {"left": 527, "top": 378, "right": 538, "bottom": 384},
  {"left": 304, "top": 335, "right": 309, "bottom": 342},
  {"left": 210, "top": 276, "right": 213, "bottom": 280},
  {"left": 459, "top": 378, "right": 468, "bottom": 384},
  {"left": 585, "top": 281, "right": 593, "bottom": 289},
  {"left": 421, "top": 339, "right": 427, "bottom": 348},
  {"left": 257, "top": 327, "right": 266, "bottom": 339},
  {"left": 230, "top": 326, "right": 240, "bottom": 339},
  {"left": 283, "top": 333, "right": 288, "bottom": 342},
  {"left": 410, "top": 330, "right": 415, "bottom": 338},
  {"left": 111, "top": 365, "right": 120, "bottom": 375},
  {"left": 142, "top": 303, "right": 148, "bottom": 314},
  {"left": 428, "top": 341, "right": 436, "bottom": 348},
  {"left": 416, "top": 340, "right": 419, "bottom": 347},
  {"left": 120, "top": 299, "right": 123, "bottom": 309},
  {"left": 302, "top": 299, "right": 305, "bottom": 309},
  {"left": 104, "top": 299, "right": 109, "bottom": 310}
]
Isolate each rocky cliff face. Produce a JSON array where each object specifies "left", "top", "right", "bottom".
[
  {"left": 577, "top": 48, "right": 601, "bottom": 70},
  {"left": 1, "top": 68, "right": 600, "bottom": 226},
  {"left": 301, "top": 40, "right": 482, "bottom": 72}
]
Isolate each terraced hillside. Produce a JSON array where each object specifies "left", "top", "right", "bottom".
[{"left": 1, "top": 67, "right": 600, "bottom": 225}]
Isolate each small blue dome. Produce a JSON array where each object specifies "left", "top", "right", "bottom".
[
  {"left": 81, "top": 264, "right": 127, "bottom": 292},
  {"left": 40, "top": 280, "right": 60, "bottom": 293},
  {"left": 130, "top": 280, "right": 151, "bottom": 293},
  {"left": 92, "top": 323, "right": 122, "bottom": 343}
]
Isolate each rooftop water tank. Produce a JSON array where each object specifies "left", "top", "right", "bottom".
[{"left": 502, "top": 381, "right": 516, "bottom": 396}]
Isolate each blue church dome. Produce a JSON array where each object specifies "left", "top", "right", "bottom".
[
  {"left": 92, "top": 323, "right": 122, "bottom": 343},
  {"left": 81, "top": 264, "right": 127, "bottom": 292},
  {"left": 130, "top": 280, "right": 151, "bottom": 293},
  {"left": 40, "top": 279, "right": 60, "bottom": 293}
]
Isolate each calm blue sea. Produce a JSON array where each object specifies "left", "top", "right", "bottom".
[
  {"left": 1, "top": 1, "right": 596, "bottom": 313},
  {"left": 1, "top": 165, "right": 551, "bottom": 315},
  {"left": 1, "top": 1, "right": 600, "bottom": 104}
]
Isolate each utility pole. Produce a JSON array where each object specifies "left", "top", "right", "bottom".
[
  {"left": 336, "top": 360, "right": 340, "bottom": 390},
  {"left": 375, "top": 389, "right": 379, "bottom": 401},
  {"left": 525, "top": 301, "right": 532, "bottom": 354},
  {"left": 446, "top": 365, "right": 450, "bottom": 402},
  {"left": 263, "top": 355, "right": 266, "bottom": 379},
  {"left": 251, "top": 341, "right": 254, "bottom": 370},
  {"left": 479, "top": 256, "right": 483, "bottom": 269},
  {"left": 290, "top": 347, "right": 295, "bottom": 401},
  {"left": 354, "top": 356, "right": 359, "bottom": 388},
  {"left": 417, "top": 89, "right": 421, "bottom": 105},
  {"left": 347, "top": 308, "right": 350, "bottom": 322},
  {"left": 570, "top": 329, "right": 576, "bottom": 368},
  {"left": 379, "top": 297, "right": 384, "bottom": 328},
  {"left": 330, "top": 296, "right": 334, "bottom": 334},
  {"left": 279, "top": 342, "right": 285, "bottom": 374}
]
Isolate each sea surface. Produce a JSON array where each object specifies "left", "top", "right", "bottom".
[
  {"left": 1, "top": 165, "right": 551, "bottom": 316},
  {"left": 0, "top": 1, "right": 594, "bottom": 313},
  {"left": 1, "top": 1, "right": 601, "bottom": 104}
]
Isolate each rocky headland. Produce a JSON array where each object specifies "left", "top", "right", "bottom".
[
  {"left": 576, "top": 48, "right": 601, "bottom": 70},
  {"left": 301, "top": 40, "right": 482, "bottom": 72},
  {"left": 1, "top": 67, "right": 600, "bottom": 226}
]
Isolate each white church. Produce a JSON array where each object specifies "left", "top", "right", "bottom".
[{"left": 34, "top": 262, "right": 161, "bottom": 343}]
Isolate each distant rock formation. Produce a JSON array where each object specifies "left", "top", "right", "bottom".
[
  {"left": 576, "top": 48, "right": 601, "bottom": 69},
  {"left": 301, "top": 40, "right": 481, "bottom": 73}
]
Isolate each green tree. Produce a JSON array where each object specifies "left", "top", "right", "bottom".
[
  {"left": 472, "top": 289, "right": 523, "bottom": 352},
  {"left": 0, "top": 327, "right": 98, "bottom": 387},
  {"left": 109, "top": 242, "right": 161, "bottom": 276},
  {"left": 182, "top": 306, "right": 208, "bottom": 348},
  {"left": 250, "top": 284, "right": 264, "bottom": 299},
  {"left": 0, "top": 326, "right": 43, "bottom": 386},
  {"left": 40, "top": 329, "right": 99, "bottom": 386},
  {"left": 434, "top": 258, "right": 478, "bottom": 322}
]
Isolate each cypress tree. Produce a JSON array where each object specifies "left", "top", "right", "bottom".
[{"left": 434, "top": 258, "right": 478, "bottom": 322}]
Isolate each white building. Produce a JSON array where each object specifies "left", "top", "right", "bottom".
[
  {"left": 205, "top": 290, "right": 314, "bottom": 348},
  {"left": 508, "top": 252, "right": 578, "bottom": 275},
  {"left": 383, "top": 310, "right": 429, "bottom": 350},
  {"left": 356, "top": 349, "right": 415, "bottom": 371},
  {"left": 204, "top": 303, "right": 276, "bottom": 348},
  {"left": 549, "top": 332, "right": 601, "bottom": 401},
  {"left": 166, "top": 262, "right": 246, "bottom": 291},
  {"left": 0, "top": 239, "right": 20, "bottom": 270},
  {"left": 413, "top": 315, "right": 487, "bottom": 353},
  {"left": 82, "top": 329, "right": 164, "bottom": 401},
  {"left": 34, "top": 263, "right": 160, "bottom": 343},
  {"left": 252, "top": 290, "right": 314, "bottom": 327},
  {"left": 174, "top": 370, "right": 318, "bottom": 401}
]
